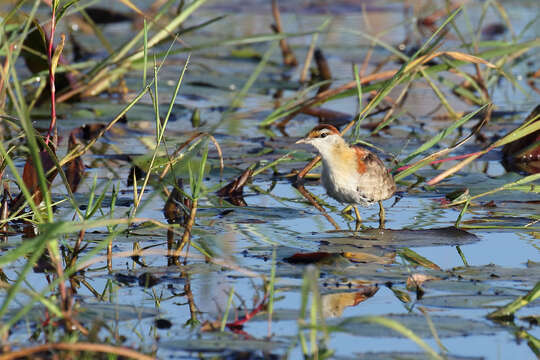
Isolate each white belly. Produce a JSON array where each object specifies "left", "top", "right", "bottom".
[{"left": 321, "top": 161, "right": 373, "bottom": 206}]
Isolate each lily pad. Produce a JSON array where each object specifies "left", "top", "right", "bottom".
[
  {"left": 4, "top": 303, "right": 158, "bottom": 324},
  {"left": 351, "top": 352, "right": 483, "bottom": 360},
  {"left": 334, "top": 314, "right": 498, "bottom": 338},
  {"left": 451, "top": 264, "right": 540, "bottom": 283},
  {"left": 418, "top": 294, "right": 519, "bottom": 309},
  {"left": 198, "top": 205, "right": 309, "bottom": 221},
  {"left": 160, "top": 337, "right": 285, "bottom": 353},
  {"left": 312, "top": 227, "right": 479, "bottom": 252},
  {"left": 76, "top": 303, "right": 159, "bottom": 321},
  {"left": 423, "top": 279, "right": 527, "bottom": 296}
]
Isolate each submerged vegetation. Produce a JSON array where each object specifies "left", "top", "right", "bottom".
[{"left": 0, "top": 0, "right": 539, "bottom": 359}]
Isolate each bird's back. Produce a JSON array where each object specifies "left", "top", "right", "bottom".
[
  {"left": 352, "top": 146, "right": 396, "bottom": 202},
  {"left": 319, "top": 144, "right": 395, "bottom": 206}
]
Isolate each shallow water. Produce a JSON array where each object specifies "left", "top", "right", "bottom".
[{"left": 2, "top": 0, "right": 540, "bottom": 359}]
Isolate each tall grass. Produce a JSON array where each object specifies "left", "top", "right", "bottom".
[{"left": 0, "top": 0, "right": 538, "bottom": 358}]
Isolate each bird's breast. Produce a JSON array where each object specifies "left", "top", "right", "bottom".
[
  {"left": 319, "top": 147, "right": 395, "bottom": 204},
  {"left": 321, "top": 158, "right": 365, "bottom": 204}
]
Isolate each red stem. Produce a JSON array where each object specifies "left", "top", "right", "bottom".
[
  {"left": 45, "top": 3, "right": 56, "bottom": 147},
  {"left": 226, "top": 294, "right": 268, "bottom": 330},
  {"left": 394, "top": 150, "right": 485, "bottom": 173},
  {"left": 44, "top": 1, "right": 68, "bottom": 315}
]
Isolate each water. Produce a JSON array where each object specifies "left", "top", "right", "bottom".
[{"left": 1, "top": 0, "right": 539, "bottom": 359}]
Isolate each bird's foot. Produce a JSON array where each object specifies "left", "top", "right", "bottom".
[
  {"left": 341, "top": 205, "right": 353, "bottom": 214},
  {"left": 378, "top": 200, "right": 386, "bottom": 229}
]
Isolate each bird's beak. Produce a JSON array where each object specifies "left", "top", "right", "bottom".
[{"left": 295, "top": 138, "right": 307, "bottom": 144}]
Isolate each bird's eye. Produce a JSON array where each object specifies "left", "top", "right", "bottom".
[{"left": 320, "top": 133, "right": 328, "bottom": 138}]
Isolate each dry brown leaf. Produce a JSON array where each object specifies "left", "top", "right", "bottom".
[
  {"left": 445, "top": 51, "right": 497, "bottom": 68},
  {"left": 406, "top": 273, "right": 440, "bottom": 291},
  {"left": 64, "top": 132, "right": 85, "bottom": 193},
  {"left": 19, "top": 149, "right": 58, "bottom": 206},
  {"left": 404, "top": 51, "right": 496, "bottom": 73},
  {"left": 322, "top": 285, "right": 379, "bottom": 318},
  {"left": 343, "top": 251, "right": 395, "bottom": 264}
]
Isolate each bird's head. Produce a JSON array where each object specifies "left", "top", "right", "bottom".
[{"left": 296, "top": 124, "right": 344, "bottom": 153}]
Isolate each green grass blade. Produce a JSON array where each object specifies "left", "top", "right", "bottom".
[
  {"left": 220, "top": 286, "right": 235, "bottom": 332},
  {"left": 334, "top": 316, "right": 444, "bottom": 360},
  {"left": 488, "top": 282, "right": 540, "bottom": 319},
  {"left": 398, "top": 104, "right": 488, "bottom": 167}
]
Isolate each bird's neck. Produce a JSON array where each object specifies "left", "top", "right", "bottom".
[{"left": 317, "top": 138, "right": 356, "bottom": 170}]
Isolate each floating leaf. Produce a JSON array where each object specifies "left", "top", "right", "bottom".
[
  {"left": 314, "top": 227, "right": 479, "bottom": 252},
  {"left": 333, "top": 314, "right": 497, "bottom": 338},
  {"left": 322, "top": 286, "right": 379, "bottom": 318},
  {"left": 77, "top": 303, "right": 158, "bottom": 321},
  {"left": 389, "top": 287, "right": 412, "bottom": 303},
  {"left": 419, "top": 295, "right": 519, "bottom": 309},
  {"left": 452, "top": 264, "right": 540, "bottom": 283},
  {"left": 284, "top": 252, "right": 340, "bottom": 265},
  {"left": 398, "top": 248, "right": 441, "bottom": 270},
  {"left": 353, "top": 352, "right": 483, "bottom": 360},
  {"left": 160, "top": 337, "right": 285, "bottom": 353},
  {"left": 343, "top": 251, "right": 395, "bottom": 264},
  {"left": 488, "top": 282, "right": 540, "bottom": 320},
  {"left": 406, "top": 274, "right": 440, "bottom": 291}
]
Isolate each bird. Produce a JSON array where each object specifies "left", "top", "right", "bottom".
[{"left": 296, "top": 124, "right": 396, "bottom": 227}]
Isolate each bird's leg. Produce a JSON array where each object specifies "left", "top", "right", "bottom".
[
  {"left": 342, "top": 205, "right": 353, "bottom": 213},
  {"left": 341, "top": 205, "right": 356, "bottom": 222},
  {"left": 353, "top": 206, "right": 362, "bottom": 222},
  {"left": 378, "top": 200, "right": 385, "bottom": 229},
  {"left": 353, "top": 206, "right": 363, "bottom": 232}
]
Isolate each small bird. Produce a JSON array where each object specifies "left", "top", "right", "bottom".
[{"left": 296, "top": 124, "right": 396, "bottom": 227}]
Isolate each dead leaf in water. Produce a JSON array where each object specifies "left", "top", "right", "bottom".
[
  {"left": 11, "top": 146, "right": 58, "bottom": 211},
  {"left": 322, "top": 285, "right": 379, "bottom": 318},
  {"left": 217, "top": 166, "right": 253, "bottom": 206},
  {"left": 388, "top": 286, "right": 411, "bottom": 303},
  {"left": 284, "top": 252, "right": 337, "bottom": 264},
  {"left": 343, "top": 251, "right": 395, "bottom": 264},
  {"left": 64, "top": 132, "right": 85, "bottom": 193},
  {"left": 160, "top": 337, "right": 284, "bottom": 353},
  {"left": 406, "top": 273, "right": 440, "bottom": 291},
  {"left": 163, "top": 179, "right": 191, "bottom": 224},
  {"left": 398, "top": 248, "right": 441, "bottom": 271}
]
